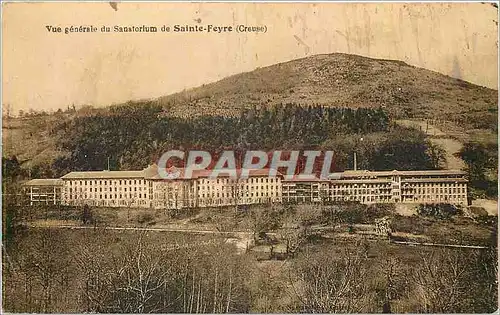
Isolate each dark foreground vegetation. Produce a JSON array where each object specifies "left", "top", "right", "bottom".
[
  {"left": 3, "top": 225, "right": 497, "bottom": 313},
  {"left": 2, "top": 200, "right": 498, "bottom": 313}
]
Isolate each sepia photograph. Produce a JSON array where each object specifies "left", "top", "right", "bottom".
[{"left": 1, "top": 1, "right": 499, "bottom": 313}]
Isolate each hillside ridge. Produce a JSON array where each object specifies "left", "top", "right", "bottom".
[{"left": 156, "top": 53, "right": 497, "bottom": 125}]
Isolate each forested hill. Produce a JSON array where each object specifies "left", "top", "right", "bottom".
[
  {"left": 40, "top": 104, "right": 448, "bottom": 177},
  {"left": 2, "top": 53, "right": 497, "bottom": 182},
  {"left": 157, "top": 53, "right": 497, "bottom": 131}
]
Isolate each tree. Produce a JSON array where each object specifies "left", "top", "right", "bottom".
[
  {"left": 291, "top": 242, "right": 374, "bottom": 313},
  {"left": 3, "top": 230, "right": 76, "bottom": 312},
  {"left": 249, "top": 205, "right": 282, "bottom": 244},
  {"left": 81, "top": 205, "right": 93, "bottom": 225},
  {"left": 410, "top": 248, "right": 494, "bottom": 313},
  {"left": 458, "top": 141, "right": 498, "bottom": 198},
  {"left": 71, "top": 230, "right": 252, "bottom": 313}
]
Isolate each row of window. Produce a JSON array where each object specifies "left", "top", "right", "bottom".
[
  {"left": 401, "top": 187, "right": 466, "bottom": 194},
  {"left": 68, "top": 186, "right": 144, "bottom": 193},
  {"left": 68, "top": 199, "right": 149, "bottom": 206},
  {"left": 334, "top": 196, "right": 393, "bottom": 202},
  {"left": 198, "top": 177, "right": 280, "bottom": 184},
  {"left": 198, "top": 196, "right": 281, "bottom": 205},
  {"left": 402, "top": 182, "right": 466, "bottom": 187},
  {"left": 67, "top": 192, "right": 147, "bottom": 200},
  {"left": 403, "top": 195, "right": 466, "bottom": 201},
  {"left": 328, "top": 184, "right": 392, "bottom": 189},
  {"left": 69, "top": 179, "right": 147, "bottom": 186},
  {"left": 328, "top": 190, "right": 393, "bottom": 196},
  {"left": 200, "top": 191, "right": 278, "bottom": 198},
  {"left": 199, "top": 185, "right": 280, "bottom": 191}
]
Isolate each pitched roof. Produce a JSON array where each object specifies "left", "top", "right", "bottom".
[
  {"left": 191, "top": 168, "right": 282, "bottom": 179},
  {"left": 60, "top": 164, "right": 283, "bottom": 180},
  {"left": 282, "top": 176, "right": 329, "bottom": 182},
  {"left": 22, "top": 179, "right": 64, "bottom": 186},
  {"left": 340, "top": 169, "right": 466, "bottom": 178},
  {"left": 61, "top": 170, "right": 145, "bottom": 179}
]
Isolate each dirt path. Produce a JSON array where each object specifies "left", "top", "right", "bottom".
[
  {"left": 471, "top": 199, "right": 499, "bottom": 216},
  {"left": 430, "top": 138, "right": 466, "bottom": 169},
  {"left": 396, "top": 119, "right": 465, "bottom": 169}
]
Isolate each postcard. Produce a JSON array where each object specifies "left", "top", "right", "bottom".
[{"left": 2, "top": 2, "right": 498, "bottom": 313}]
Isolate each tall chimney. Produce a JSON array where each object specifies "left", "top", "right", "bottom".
[{"left": 354, "top": 152, "right": 357, "bottom": 171}]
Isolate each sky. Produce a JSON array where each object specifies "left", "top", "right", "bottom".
[{"left": 2, "top": 2, "right": 498, "bottom": 113}]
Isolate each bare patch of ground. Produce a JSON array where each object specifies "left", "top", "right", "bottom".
[
  {"left": 396, "top": 119, "right": 447, "bottom": 136},
  {"left": 394, "top": 203, "right": 418, "bottom": 216},
  {"left": 471, "top": 199, "right": 498, "bottom": 216},
  {"left": 431, "top": 137, "right": 466, "bottom": 169},
  {"left": 396, "top": 119, "right": 466, "bottom": 170}
]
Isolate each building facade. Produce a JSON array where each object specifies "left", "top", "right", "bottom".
[
  {"left": 25, "top": 166, "right": 468, "bottom": 208},
  {"left": 281, "top": 170, "right": 468, "bottom": 206},
  {"left": 282, "top": 178, "right": 329, "bottom": 203},
  {"left": 331, "top": 170, "right": 469, "bottom": 205},
  {"left": 60, "top": 170, "right": 151, "bottom": 207},
  {"left": 22, "top": 179, "right": 64, "bottom": 205},
  {"left": 58, "top": 165, "right": 283, "bottom": 209}
]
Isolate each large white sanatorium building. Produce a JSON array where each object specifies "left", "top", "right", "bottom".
[{"left": 22, "top": 165, "right": 468, "bottom": 208}]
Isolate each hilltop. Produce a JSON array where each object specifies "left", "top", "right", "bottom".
[{"left": 158, "top": 53, "right": 497, "bottom": 129}]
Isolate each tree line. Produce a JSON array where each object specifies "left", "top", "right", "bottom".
[
  {"left": 49, "top": 102, "right": 445, "bottom": 175},
  {"left": 458, "top": 141, "right": 498, "bottom": 198}
]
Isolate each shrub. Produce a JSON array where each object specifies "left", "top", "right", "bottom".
[
  {"left": 364, "top": 204, "right": 395, "bottom": 223},
  {"left": 136, "top": 212, "right": 154, "bottom": 224},
  {"left": 391, "top": 215, "right": 427, "bottom": 234},
  {"left": 417, "top": 203, "right": 462, "bottom": 219},
  {"left": 475, "top": 215, "right": 497, "bottom": 226},
  {"left": 81, "top": 205, "right": 93, "bottom": 225},
  {"left": 469, "top": 206, "right": 488, "bottom": 217}
]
